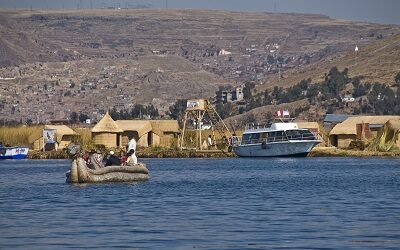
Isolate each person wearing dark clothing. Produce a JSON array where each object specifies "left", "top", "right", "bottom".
[{"left": 105, "top": 151, "right": 121, "bottom": 166}]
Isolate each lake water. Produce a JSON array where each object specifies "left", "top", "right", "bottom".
[{"left": 0, "top": 157, "right": 399, "bottom": 249}]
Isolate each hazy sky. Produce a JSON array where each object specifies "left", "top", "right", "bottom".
[{"left": 0, "top": 0, "right": 399, "bottom": 25}]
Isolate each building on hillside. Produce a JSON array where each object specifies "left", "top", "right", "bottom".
[
  {"left": 329, "top": 116, "right": 400, "bottom": 148},
  {"left": 29, "top": 125, "right": 80, "bottom": 150},
  {"left": 218, "top": 49, "right": 232, "bottom": 56},
  {"left": 91, "top": 112, "right": 123, "bottom": 148},
  {"left": 323, "top": 114, "right": 352, "bottom": 131},
  {"left": 217, "top": 87, "right": 244, "bottom": 104},
  {"left": 341, "top": 95, "right": 355, "bottom": 103}
]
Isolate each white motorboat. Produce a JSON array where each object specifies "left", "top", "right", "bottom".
[{"left": 233, "top": 118, "right": 321, "bottom": 157}]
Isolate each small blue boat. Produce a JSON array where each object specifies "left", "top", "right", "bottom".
[{"left": 0, "top": 147, "right": 29, "bottom": 160}]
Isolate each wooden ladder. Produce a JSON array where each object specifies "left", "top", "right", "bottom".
[{"left": 205, "top": 101, "right": 232, "bottom": 140}]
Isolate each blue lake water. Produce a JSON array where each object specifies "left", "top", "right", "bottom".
[{"left": 0, "top": 157, "right": 399, "bottom": 249}]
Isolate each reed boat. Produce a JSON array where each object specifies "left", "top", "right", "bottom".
[{"left": 66, "top": 157, "right": 149, "bottom": 183}]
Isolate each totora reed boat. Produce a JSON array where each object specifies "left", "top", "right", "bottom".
[
  {"left": 66, "top": 158, "right": 149, "bottom": 183},
  {"left": 65, "top": 144, "right": 149, "bottom": 183}
]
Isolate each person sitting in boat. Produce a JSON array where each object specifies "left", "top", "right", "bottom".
[
  {"left": 125, "top": 149, "right": 138, "bottom": 166},
  {"left": 88, "top": 149, "right": 105, "bottom": 169},
  {"left": 105, "top": 151, "right": 120, "bottom": 166},
  {"left": 82, "top": 150, "right": 90, "bottom": 163},
  {"left": 0, "top": 142, "right": 3, "bottom": 148},
  {"left": 119, "top": 150, "right": 127, "bottom": 166}
]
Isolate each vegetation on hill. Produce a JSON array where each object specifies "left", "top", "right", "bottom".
[
  {"left": 108, "top": 104, "right": 159, "bottom": 120},
  {"left": 166, "top": 65, "right": 400, "bottom": 126}
]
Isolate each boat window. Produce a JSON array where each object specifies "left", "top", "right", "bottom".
[
  {"left": 242, "top": 133, "right": 261, "bottom": 144},
  {"left": 261, "top": 132, "right": 268, "bottom": 139},
  {"left": 251, "top": 133, "right": 260, "bottom": 140},
  {"left": 286, "top": 130, "right": 315, "bottom": 139},
  {"left": 286, "top": 130, "right": 301, "bottom": 138},
  {"left": 299, "top": 130, "right": 315, "bottom": 138},
  {"left": 242, "top": 134, "right": 251, "bottom": 142}
]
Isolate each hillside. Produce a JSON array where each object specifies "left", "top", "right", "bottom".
[
  {"left": 0, "top": 8, "right": 399, "bottom": 122},
  {"left": 256, "top": 33, "right": 400, "bottom": 92},
  {"left": 227, "top": 35, "right": 400, "bottom": 126},
  {"left": 0, "top": 55, "right": 226, "bottom": 122}
]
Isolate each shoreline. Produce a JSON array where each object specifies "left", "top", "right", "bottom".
[{"left": 26, "top": 147, "right": 400, "bottom": 159}]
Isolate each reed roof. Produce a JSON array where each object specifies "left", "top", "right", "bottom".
[
  {"left": 150, "top": 120, "right": 180, "bottom": 136},
  {"left": 91, "top": 112, "right": 123, "bottom": 133},
  {"left": 330, "top": 116, "right": 400, "bottom": 135},
  {"left": 115, "top": 119, "right": 180, "bottom": 137},
  {"left": 115, "top": 120, "right": 152, "bottom": 137}
]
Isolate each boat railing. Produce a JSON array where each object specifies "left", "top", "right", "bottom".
[
  {"left": 285, "top": 134, "right": 316, "bottom": 141},
  {"left": 245, "top": 118, "right": 296, "bottom": 130},
  {"left": 245, "top": 123, "right": 271, "bottom": 130}
]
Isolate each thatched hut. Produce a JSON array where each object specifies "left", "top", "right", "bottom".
[
  {"left": 149, "top": 120, "right": 180, "bottom": 147},
  {"left": 115, "top": 120, "right": 152, "bottom": 147},
  {"left": 367, "top": 119, "right": 400, "bottom": 152},
  {"left": 29, "top": 125, "right": 80, "bottom": 150},
  {"left": 115, "top": 120, "right": 180, "bottom": 148},
  {"left": 91, "top": 112, "right": 123, "bottom": 148},
  {"left": 324, "top": 114, "right": 352, "bottom": 131},
  {"left": 329, "top": 116, "right": 400, "bottom": 148}
]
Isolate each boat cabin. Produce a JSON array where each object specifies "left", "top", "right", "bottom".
[
  {"left": 241, "top": 129, "right": 316, "bottom": 145},
  {"left": 240, "top": 118, "right": 316, "bottom": 145}
]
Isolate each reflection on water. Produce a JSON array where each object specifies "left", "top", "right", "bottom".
[{"left": 0, "top": 157, "right": 399, "bottom": 249}]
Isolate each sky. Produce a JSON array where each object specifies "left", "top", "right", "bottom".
[{"left": 0, "top": 0, "right": 399, "bottom": 25}]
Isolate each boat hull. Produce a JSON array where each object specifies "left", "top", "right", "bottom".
[
  {"left": 233, "top": 140, "right": 320, "bottom": 157},
  {"left": 0, "top": 147, "right": 29, "bottom": 160}
]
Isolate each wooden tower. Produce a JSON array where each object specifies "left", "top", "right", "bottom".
[{"left": 179, "top": 99, "right": 232, "bottom": 150}]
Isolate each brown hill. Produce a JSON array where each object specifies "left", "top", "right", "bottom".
[
  {"left": 257, "top": 34, "right": 400, "bottom": 93},
  {"left": 229, "top": 35, "right": 400, "bottom": 126},
  {"left": 1, "top": 8, "right": 399, "bottom": 122}
]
